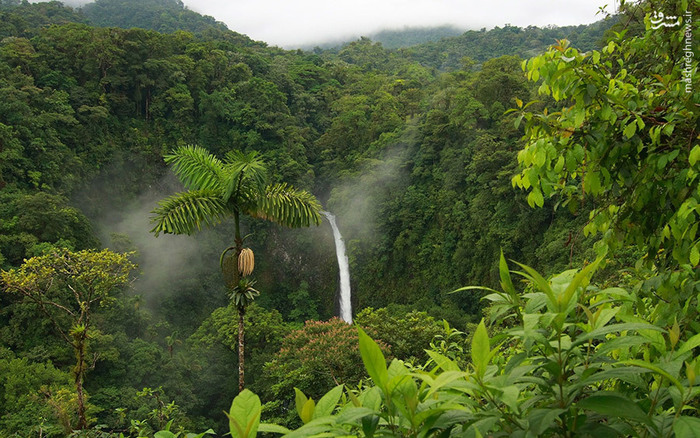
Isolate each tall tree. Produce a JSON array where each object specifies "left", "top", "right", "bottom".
[
  {"left": 150, "top": 145, "right": 321, "bottom": 391},
  {"left": 1, "top": 249, "right": 135, "bottom": 430}
]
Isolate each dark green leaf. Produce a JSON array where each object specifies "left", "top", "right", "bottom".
[
  {"left": 577, "top": 393, "right": 651, "bottom": 425},
  {"left": 674, "top": 416, "right": 700, "bottom": 438}
]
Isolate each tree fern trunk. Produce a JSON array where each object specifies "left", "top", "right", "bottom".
[
  {"left": 234, "top": 211, "right": 245, "bottom": 392},
  {"left": 238, "top": 306, "right": 245, "bottom": 392}
]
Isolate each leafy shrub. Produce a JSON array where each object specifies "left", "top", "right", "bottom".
[
  {"left": 261, "top": 318, "right": 390, "bottom": 425},
  {"left": 227, "top": 255, "right": 700, "bottom": 437},
  {"left": 355, "top": 307, "right": 444, "bottom": 364}
]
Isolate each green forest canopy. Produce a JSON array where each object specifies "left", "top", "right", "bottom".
[{"left": 0, "top": 0, "right": 697, "bottom": 436}]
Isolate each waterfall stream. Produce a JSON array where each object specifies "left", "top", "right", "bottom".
[{"left": 321, "top": 211, "right": 352, "bottom": 324}]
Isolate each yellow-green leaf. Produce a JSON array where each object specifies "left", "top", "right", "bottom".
[
  {"left": 471, "top": 319, "right": 490, "bottom": 378},
  {"left": 690, "top": 245, "right": 700, "bottom": 266}
]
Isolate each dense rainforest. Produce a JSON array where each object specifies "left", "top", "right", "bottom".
[{"left": 0, "top": 0, "right": 698, "bottom": 436}]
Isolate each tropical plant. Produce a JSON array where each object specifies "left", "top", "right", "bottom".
[
  {"left": 150, "top": 145, "right": 322, "bottom": 391},
  {"left": 223, "top": 254, "right": 700, "bottom": 437},
  {"left": 1, "top": 249, "right": 135, "bottom": 430},
  {"left": 510, "top": 0, "right": 699, "bottom": 328}
]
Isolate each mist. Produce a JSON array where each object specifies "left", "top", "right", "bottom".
[
  {"left": 43, "top": 0, "right": 609, "bottom": 48},
  {"left": 183, "top": 0, "right": 609, "bottom": 48},
  {"left": 92, "top": 172, "right": 227, "bottom": 313},
  {"left": 326, "top": 124, "right": 418, "bottom": 245}
]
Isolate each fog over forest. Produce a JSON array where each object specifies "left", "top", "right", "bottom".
[{"left": 42, "top": 0, "right": 609, "bottom": 47}]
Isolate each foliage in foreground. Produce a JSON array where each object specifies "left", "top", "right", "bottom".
[{"left": 224, "top": 254, "right": 700, "bottom": 437}]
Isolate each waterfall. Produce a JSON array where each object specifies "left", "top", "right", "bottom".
[{"left": 321, "top": 211, "right": 352, "bottom": 324}]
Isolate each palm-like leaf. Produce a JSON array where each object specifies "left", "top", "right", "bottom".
[
  {"left": 150, "top": 190, "right": 228, "bottom": 236},
  {"left": 152, "top": 146, "right": 321, "bottom": 233},
  {"left": 222, "top": 150, "right": 267, "bottom": 203},
  {"left": 253, "top": 183, "right": 322, "bottom": 228},
  {"left": 165, "top": 145, "right": 226, "bottom": 192}
]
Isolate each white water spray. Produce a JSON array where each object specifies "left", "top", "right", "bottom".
[{"left": 321, "top": 211, "right": 352, "bottom": 324}]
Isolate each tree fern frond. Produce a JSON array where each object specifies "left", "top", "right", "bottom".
[
  {"left": 150, "top": 190, "right": 229, "bottom": 236},
  {"left": 252, "top": 183, "right": 322, "bottom": 228},
  {"left": 222, "top": 150, "right": 268, "bottom": 202},
  {"left": 165, "top": 145, "right": 226, "bottom": 192}
]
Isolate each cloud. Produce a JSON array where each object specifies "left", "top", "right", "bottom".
[{"left": 183, "top": 0, "right": 609, "bottom": 48}]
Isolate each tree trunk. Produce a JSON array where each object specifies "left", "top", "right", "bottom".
[
  {"left": 238, "top": 306, "right": 245, "bottom": 392},
  {"left": 234, "top": 211, "right": 246, "bottom": 392},
  {"left": 75, "top": 337, "right": 88, "bottom": 429}
]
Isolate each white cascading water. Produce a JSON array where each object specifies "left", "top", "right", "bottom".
[{"left": 321, "top": 211, "right": 352, "bottom": 323}]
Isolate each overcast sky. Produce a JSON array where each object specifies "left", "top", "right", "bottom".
[{"left": 181, "top": 0, "right": 612, "bottom": 48}]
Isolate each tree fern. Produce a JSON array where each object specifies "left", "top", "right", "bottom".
[
  {"left": 150, "top": 189, "right": 227, "bottom": 236},
  {"left": 150, "top": 145, "right": 321, "bottom": 392}
]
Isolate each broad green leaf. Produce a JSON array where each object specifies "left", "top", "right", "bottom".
[
  {"left": 257, "top": 424, "right": 292, "bottom": 435},
  {"left": 362, "top": 415, "right": 380, "bottom": 437},
  {"left": 528, "top": 189, "right": 544, "bottom": 208},
  {"left": 554, "top": 155, "right": 565, "bottom": 172},
  {"left": 471, "top": 320, "right": 490, "bottom": 378},
  {"left": 426, "top": 371, "right": 470, "bottom": 397},
  {"left": 426, "top": 350, "right": 461, "bottom": 372},
  {"left": 674, "top": 416, "right": 700, "bottom": 437},
  {"left": 676, "top": 333, "right": 700, "bottom": 358},
  {"left": 513, "top": 262, "right": 556, "bottom": 310},
  {"left": 572, "top": 323, "right": 664, "bottom": 347},
  {"left": 388, "top": 358, "right": 410, "bottom": 380},
  {"left": 560, "top": 254, "right": 604, "bottom": 312},
  {"left": 527, "top": 408, "right": 565, "bottom": 435},
  {"left": 154, "top": 432, "right": 177, "bottom": 438},
  {"left": 578, "top": 366, "right": 651, "bottom": 387},
  {"left": 185, "top": 429, "right": 216, "bottom": 438},
  {"left": 584, "top": 171, "right": 601, "bottom": 195},
  {"left": 686, "top": 361, "right": 696, "bottom": 386},
  {"left": 347, "top": 390, "right": 361, "bottom": 407},
  {"left": 691, "top": 245, "right": 700, "bottom": 266},
  {"left": 282, "top": 417, "right": 337, "bottom": 438},
  {"left": 467, "top": 417, "right": 499, "bottom": 438},
  {"left": 226, "top": 389, "right": 261, "bottom": 438},
  {"left": 334, "top": 406, "right": 378, "bottom": 425},
  {"left": 593, "top": 335, "right": 648, "bottom": 357},
  {"left": 690, "top": 145, "right": 700, "bottom": 166},
  {"left": 294, "top": 388, "right": 308, "bottom": 420},
  {"left": 670, "top": 319, "right": 680, "bottom": 349},
  {"left": 358, "top": 327, "right": 388, "bottom": 388},
  {"left": 359, "top": 386, "right": 382, "bottom": 411},
  {"left": 499, "top": 250, "right": 516, "bottom": 297},
  {"left": 621, "top": 359, "right": 684, "bottom": 392},
  {"left": 535, "top": 148, "right": 547, "bottom": 166},
  {"left": 450, "top": 285, "right": 500, "bottom": 295},
  {"left": 387, "top": 373, "right": 413, "bottom": 399},
  {"left": 300, "top": 398, "right": 316, "bottom": 424},
  {"left": 577, "top": 393, "right": 651, "bottom": 425},
  {"left": 314, "top": 385, "right": 344, "bottom": 419},
  {"left": 500, "top": 385, "right": 520, "bottom": 412}
]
